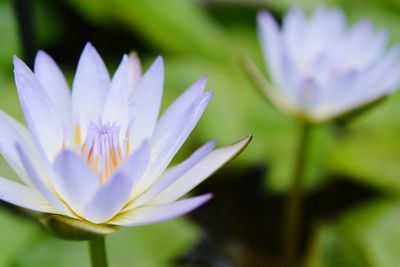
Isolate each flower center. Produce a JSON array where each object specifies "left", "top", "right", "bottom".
[{"left": 80, "top": 122, "right": 123, "bottom": 183}]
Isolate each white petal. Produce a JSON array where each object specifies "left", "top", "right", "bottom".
[
  {"left": 127, "top": 56, "right": 164, "bottom": 151},
  {"left": 102, "top": 55, "right": 130, "bottom": 128},
  {"left": 149, "top": 135, "right": 251, "bottom": 204},
  {"left": 316, "top": 45, "right": 400, "bottom": 121},
  {"left": 343, "top": 21, "right": 388, "bottom": 67},
  {"left": 72, "top": 43, "right": 110, "bottom": 136},
  {"left": 314, "top": 70, "right": 359, "bottom": 117},
  {"left": 126, "top": 52, "right": 142, "bottom": 96},
  {"left": 258, "top": 11, "right": 285, "bottom": 89},
  {"left": 0, "top": 111, "right": 37, "bottom": 186},
  {"left": 283, "top": 8, "right": 307, "bottom": 61},
  {"left": 139, "top": 92, "right": 213, "bottom": 192},
  {"left": 0, "top": 176, "right": 60, "bottom": 214},
  {"left": 294, "top": 77, "right": 321, "bottom": 111},
  {"left": 359, "top": 45, "right": 400, "bottom": 94},
  {"left": 16, "top": 145, "right": 72, "bottom": 216},
  {"left": 52, "top": 150, "right": 100, "bottom": 215},
  {"left": 303, "top": 7, "right": 345, "bottom": 60},
  {"left": 152, "top": 76, "right": 207, "bottom": 142},
  {"left": 13, "top": 56, "right": 65, "bottom": 161},
  {"left": 34, "top": 51, "right": 72, "bottom": 138},
  {"left": 110, "top": 194, "right": 212, "bottom": 226},
  {"left": 82, "top": 141, "right": 150, "bottom": 224},
  {"left": 127, "top": 141, "right": 215, "bottom": 210}
]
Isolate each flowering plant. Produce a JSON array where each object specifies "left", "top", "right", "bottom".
[
  {"left": 258, "top": 7, "right": 400, "bottom": 123},
  {"left": 0, "top": 43, "right": 250, "bottom": 238}
]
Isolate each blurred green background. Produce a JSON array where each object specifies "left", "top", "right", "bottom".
[{"left": 1, "top": 0, "right": 400, "bottom": 266}]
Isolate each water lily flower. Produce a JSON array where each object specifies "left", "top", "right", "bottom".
[
  {"left": 258, "top": 7, "right": 400, "bottom": 123},
  {"left": 0, "top": 43, "right": 251, "bottom": 231}
]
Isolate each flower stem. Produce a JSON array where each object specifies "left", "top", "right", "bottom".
[
  {"left": 89, "top": 236, "right": 109, "bottom": 267},
  {"left": 283, "top": 122, "right": 311, "bottom": 267}
]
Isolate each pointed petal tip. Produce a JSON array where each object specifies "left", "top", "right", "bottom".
[
  {"left": 186, "top": 76, "right": 208, "bottom": 95},
  {"left": 200, "top": 91, "right": 214, "bottom": 104},
  {"left": 153, "top": 56, "right": 164, "bottom": 71},
  {"left": 198, "top": 75, "right": 208, "bottom": 83},
  {"left": 229, "top": 134, "right": 253, "bottom": 156},
  {"left": 129, "top": 51, "right": 139, "bottom": 57},
  {"left": 195, "top": 75, "right": 208, "bottom": 90},
  {"left": 155, "top": 55, "right": 163, "bottom": 63},
  {"left": 208, "top": 140, "right": 217, "bottom": 149},
  {"left": 180, "top": 193, "right": 214, "bottom": 213},
  {"left": 13, "top": 57, "right": 34, "bottom": 80},
  {"left": 237, "top": 134, "right": 253, "bottom": 147},
  {"left": 33, "top": 50, "right": 55, "bottom": 72},
  {"left": 34, "top": 50, "right": 47, "bottom": 67},
  {"left": 12, "top": 55, "right": 20, "bottom": 63},
  {"left": 121, "top": 54, "right": 129, "bottom": 61},
  {"left": 185, "top": 193, "right": 213, "bottom": 209},
  {"left": 145, "top": 56, "right": 164, "bottom": 77},
  {"left": 81, "top": 42, "right": 100, "bottom": 58},
  {"left": 128, "top": 51, "right": 141, "bottom": 69},
  {"left": 84, "top": 41, "right": 94, "bottom": 50},
  {"left": 257, "top": 10, "right": 273, "bottom": 23},
  {"left": 35, "top": 50, "right": 47, "bottom": 58},
  {"left": 128, "top": 52, "right": 141, "bottom": 65},
  {"left": 200, "top": 192, "right": 213, "bottom": 202},
  {"left": 13, "top": 56, "right": 25, "bottom": 70}
]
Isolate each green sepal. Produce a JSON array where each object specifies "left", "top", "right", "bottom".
[{"left": 40, "top": 215, "right": 118, "bottom": 241}]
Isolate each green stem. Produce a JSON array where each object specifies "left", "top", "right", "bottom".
[
  {"left": 89, "top": 236, "right": 109, "bottom": 267},
  {"left": 283, "top": 122, "right": 311, "bottom": 267}
]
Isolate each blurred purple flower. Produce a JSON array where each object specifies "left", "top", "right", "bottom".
[
  {"left": 0, "top": 43, "right": 250, "bottom": 227},
  {"left": 258, "top": 7, "right": 400, "bottom": 122}
]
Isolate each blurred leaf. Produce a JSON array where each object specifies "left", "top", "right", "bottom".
[
  {"left": 14, "top": 236, "right": 89, "bottom": 267},
  {"left": 307, "top": 224, "right": 367, "bottom": 267},
  {"left": 0, "top": 208, "right": 42, "bottom": 267},
  {"left": 338, "top": 200, "right": 400, "bottom": 267},
  {"left": 11, "top": 218, "right": 199, "bottom": 267},
  {"left": 0, "top": 0, "right": 21, "bottom": 74},
  {"left": 35, "top": 0, "right": 66, "bottom": 47},
  {"left": 327, "top": 94, "right": 400, "bottom": 193},
  {"left": 108, "top": 219, "right": 200, "bottom": 267},
  {"left": 308, "top": 200, "right": 400, "bottom": 267},
  {"left": 65, "top": 0, "right": 230, "bottom": 59}
]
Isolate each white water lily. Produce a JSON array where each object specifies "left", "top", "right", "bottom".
[
  {"left": 0, "top": 43, "right": 251, "bottom": 227},
  {"left": 258, "top": 7, "right": 400, "bottom": 122}
]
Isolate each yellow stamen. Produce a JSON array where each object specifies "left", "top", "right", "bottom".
[
  {"left": 74, "top": 125, "right": 81, "bottom": 149},
  {"left": 79, "top": 122, "right": 124, "bottom": 184}
]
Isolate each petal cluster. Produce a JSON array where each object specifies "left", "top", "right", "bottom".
[
  {"left": 0, "top": 43, "right": 250, "bottom": 226},
  {"left": 258, "top": 7, "right": 400, "bottom": 122}
]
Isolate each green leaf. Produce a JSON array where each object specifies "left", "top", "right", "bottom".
[
  {"left": 307, "top": 224, "right": 367, "bottom": 267},
  {"left": 0, "top": 208, "right": 43, "bottom": 267},
  {"left": 65, "top": 0, "right": 230, "bottom": 59},
  {"left": 11, "top": 217, "right": 199, "bottom": 267},
  {"left": 0, "top": 0, "right": 20, "bottom": 74},
  {"left": 338, "top": 200, "right": 400, "bottom": 267},
  {"left": 308, "top": 200, "right": 400, "bottom": 267},
  {"left": 326, "top": 94, "right": 400, "bottom": 193}
]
